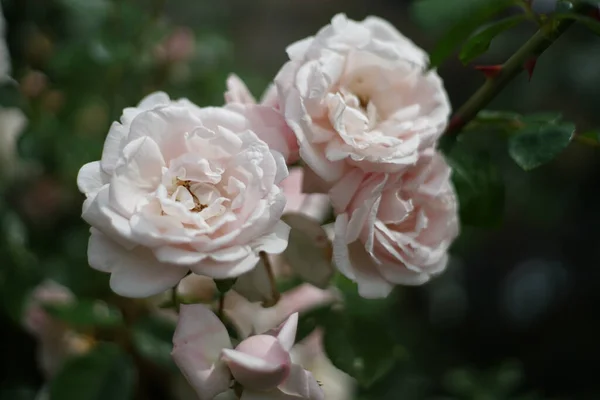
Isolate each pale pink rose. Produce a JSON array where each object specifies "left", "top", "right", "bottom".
[
  {"left": 275, "top": 14, "right": 450, "bottom": 190},
  {"left": 77, "top": 92, "right": 290, "bottom": 298},
  {"left": 172, "top": 304, "right": 324, "bottom": 400},
  {"left": 23, "top": 281, "right": 93, "bottom": 378},
  {"left": 280, "top": 167, "right": 330, "bottom": 222},
  {"left": 225, "top": 74, "right": 299, "bottom": 163},
  {"left": 332, "top": 150, "right": 459, "bottom": 298},
  {"left": 291, "top": 331, "right": 355, "bottom": 400}
]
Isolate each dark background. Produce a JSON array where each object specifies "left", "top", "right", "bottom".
[{"left": 1, "top": 0, "right": 599, "bottom": 399}]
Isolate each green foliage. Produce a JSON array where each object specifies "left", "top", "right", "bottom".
[
  {"left": 43, "top": 299, "right": 123, "bottom": 329},
  {"left": 446, "top": 145, "right": 505, "bottom": 227},
  {"left": 555, "top": 13, "right": 600, "bottom": 35},
  {"left": 0, "top": 387, "right": 37, "bottom": 400},
  {"left": 444, "top": 360, "right": 530, "bottom": 399},
  {"left": 460, "top": 15, "right": 526, "bottom": 64},
  {"left": 412, "top": 0, "right": 517, "bottom": 67},
  {"left": 508, "top": 122, "right": 575, "bottom": 170},
  {"left": 471, "top": 111, "right": 576, "bottom": 170},
  {"left": 132, "top": 315, "right": 178, "bottom": 372},
  {"left": 0, "top": 210, "right": 42, "bottom": 321},
  {"left": 315, "top": 275, "right": 401, "bottom": 388},
  {"left": 49, "top": 343, "right": 136, "bottom": 400}
]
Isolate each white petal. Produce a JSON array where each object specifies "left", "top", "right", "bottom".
[
  {"left": 107, "top": 247, "right": 189, "bottom": 298},
  {"left": 276, "top": 313, "right": 298, "bottom": 352},
  {"left": 87, "top": 228, "right": 123, "bottom": 272},
  {"left": 250, "top": 221, "right": 290, "bottom": 255},
  {"left": 154, "top": 246, "right": 207, "bottom": 265},
  {"left": 101, "top": 122, "right": 127, "bottom": 174},
  {"left": 286, "top": 37, "right": 314, "bottom": 60},
  {"left": 221, "top": 349, "right": 280, "bottom": 373},
  {"left": 191, "top": 252, "right": 260, "bottom": 279},
  {"left": 278, "top": 364, "right": 310, "bottom": 398},
  {"left": 173, "top": 304, "right": 233, "bottom": 400},
  {"left": 81, "top": 185, "right": 137, "bottom": 249},
  {"left": 77, "top": 161, "right": 108, "bottom": 195}
]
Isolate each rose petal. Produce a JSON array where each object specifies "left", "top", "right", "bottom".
[
  {"left": 250, "top": 221, "right": 290, "bottom": 255},
  {"left": 77, "top": 161, "right": 108, "bottom": 195},
  {"left": 276, "top": 313, "right": 298, "bottom": 352}
]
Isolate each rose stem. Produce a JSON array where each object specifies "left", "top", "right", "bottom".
[
  {"left": 260, "top": 251, "right": 281, "bottom": 307},
  {"left": 217, "top": 293, "right": 225, "bottom": 320},
  {"left": 444, "top": 5, "right": 586, "bottom": 144},
  {"left": 171, "top": 285, "right": 180, "bottom": 313}
]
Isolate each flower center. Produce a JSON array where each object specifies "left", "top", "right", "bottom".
[{"left": 176, "top": 178, "right": 207, "bottom": 212}]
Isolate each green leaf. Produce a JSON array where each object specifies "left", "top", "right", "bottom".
[
  {"left": 520, "top": 112, "right": 563, "bottom": 125},
  {"left": 57, "top": 0, "right": 111, "bottom": 40},
  {"left": 555, "top": 0, "right": 575, "bottom": 13},
  {"left": 412, "top": 0, "right": 514, "bottom": 32},
  {"left": 333, "top": 274, "right": 390, "bottom": 319},
  {"left": 132, "top": 315, "right": 177, "bottom": 371},
  {"left": 555, "top": 13, "right": 600, "bottom": 35},
  {"left": 49, "top": 342, "right": 136, "bottom": 400},
  {"left": 447, "top": 147, "right": 505, "bottom": 227},
  {"left": 579, "top": 130, "right": 600, "bottom": 143},
  {"left": 508, "top": 123, "right": 574, "bottom": 170},
  {"left": 460, "top": 15, "right": 526, "bottom": 64},
  {"left": 44, "top": 299, "right": 123, "bottom": 328},
  {"left": 425, "top": 0, "right": 516, "bottom": 68},
  {"left": 319, "top": 274, "right": 400, "bottom": 387},
  {"left": 295, "top": 305, "right": 334, "bottom": 343},
  {"left": 281, "top": 213, "right": 334, "bottom": 289},
  {"left": 322, "top": 310, "right": 399, "bottom": 388}
]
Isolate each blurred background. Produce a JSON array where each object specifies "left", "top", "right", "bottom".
[{"left": 1, "top": 0, "right": 600, "bottom": 399}]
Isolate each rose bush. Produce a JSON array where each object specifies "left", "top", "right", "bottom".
[
  {"left": 332, "top": 149, "right": 459, "bottom": 298},
  {"left": 275, "top": 13, "right": 450, "bottom": 190},
  {"left": 77, "top": 92, "right": 290, "bottom": 298}
]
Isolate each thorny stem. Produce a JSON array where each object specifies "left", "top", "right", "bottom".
[
  {"left": 260, "top": 251, "right": 281, "bottom": 308},
  {"left": 444, "top": 5, "right": 587, "bottom": 144}
]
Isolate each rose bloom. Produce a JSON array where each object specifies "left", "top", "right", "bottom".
[
  {"left": 332, "top": 150, "right": 459, "bottom": 298},
  {"left": 172, "top": 304, "right": 324, "bottom": 400},
  {"left": 77, "top": 92, "right": 290, "bottom": 298},
  {"left": 275, "top": 13, "right": 450, "bottom": 190},
  {"left": 225, "top": 74, "right": 299, "bottom": 164}
]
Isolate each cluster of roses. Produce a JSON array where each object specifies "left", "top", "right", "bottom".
[{"left": 75, "top": 14, "right": 459, "bottom": 400}]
